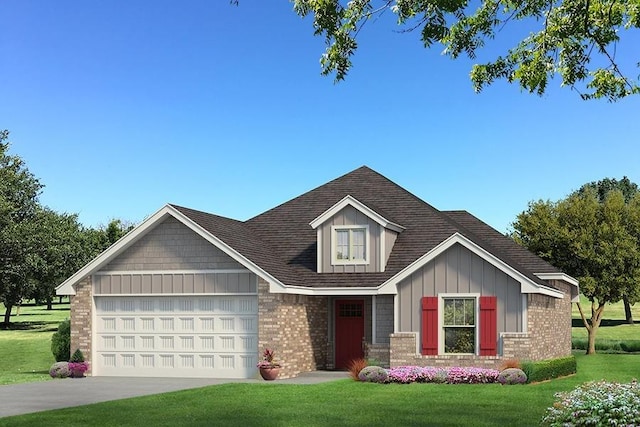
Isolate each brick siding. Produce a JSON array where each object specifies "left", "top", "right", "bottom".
[
  {"left": 70, "top": 276, "right": 93, "bottom": 374},
  {"left": 526, "top": 281, "right": 573, "bottom": 360},
  {"left": 258, "top": 279, "right": 329, "bottom": 379}
]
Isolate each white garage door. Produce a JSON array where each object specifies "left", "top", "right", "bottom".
[{"left": 94, "top": 296, "right": 258, "bottom": 378}]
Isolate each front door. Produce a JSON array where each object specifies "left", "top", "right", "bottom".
[{"left": 334, "top": 299, "right": 365, "bottom": 370}]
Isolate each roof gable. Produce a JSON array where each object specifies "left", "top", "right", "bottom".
[
  {"left": 56, "top": 205, "right": 286, "bottom": 295},
  {"left": 309, "top": 195, "right": 405, "bottom": 232}
]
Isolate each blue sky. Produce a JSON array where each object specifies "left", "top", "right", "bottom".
[{"left": 1, "top": 1, "right": 638, "bottom": 233}]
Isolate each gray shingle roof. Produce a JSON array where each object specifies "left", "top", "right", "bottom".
[{"left": 171, "top": 166, "right": 562, "bottom": 289}]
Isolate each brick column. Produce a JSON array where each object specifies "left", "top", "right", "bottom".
[{"left": 70, "top": 276, "right": 92, "bottom": 374}]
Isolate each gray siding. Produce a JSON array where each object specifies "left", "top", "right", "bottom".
[
  {"left": 397, "top": 243, "right": 523, "bottom": 334},
  {"left": 384, "top": 229, "right": 397, "bottom": 269},
  {"left": 375, "top": 295, "right": 394, "bottom": 344},
  {"left": 94, "top": 272, "right": 257, "bottom": 295},
  {"left": 101, "top": 217, "right": 244, "bottom": 271},
  {"left": 319, "top": 206, "right": 382, "bottom": 273}
]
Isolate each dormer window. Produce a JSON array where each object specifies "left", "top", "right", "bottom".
[{"left": 332, "top": 225, "right": 369, "bottom": 264}]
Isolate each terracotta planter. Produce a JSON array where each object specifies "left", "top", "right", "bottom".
[{"left": 259, "top": 367, "right": 280, "bottom": 381}]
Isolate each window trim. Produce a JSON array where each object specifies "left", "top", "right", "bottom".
[
  {"left": 438, "top": 294, "right": 480, "bottom": 355},
  {"left": 331, "top": 225, "right": 370, "bottom": 265}
]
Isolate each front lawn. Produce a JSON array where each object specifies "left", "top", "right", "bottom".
[
  {"left": 1, "top": 353, "right": 638, "bottom": 426},
  {"left": 0, "top": 302, "right": 70, "bottom": 385}
]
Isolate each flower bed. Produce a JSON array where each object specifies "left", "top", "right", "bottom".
[{"left": 385, "top": 366, "right": 500, "bottom": 384}]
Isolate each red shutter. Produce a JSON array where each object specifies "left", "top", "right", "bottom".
[
  {"left": 421, "top": 297, "right": 438, "bottom": 355},
  {"left": 479, "top": 296, "right": 497, "bottom": 356}
]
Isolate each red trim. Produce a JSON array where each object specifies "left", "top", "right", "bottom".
[
  {"left": 421, "top": 297, "right": 438, "bottom": 355},
  {"left": 479, "top": 296, "right": 497, "bottom": 356}
]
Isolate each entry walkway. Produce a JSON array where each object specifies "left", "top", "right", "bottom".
[{"left": 0, "top": 371, "right": 348, "bottom": 418}]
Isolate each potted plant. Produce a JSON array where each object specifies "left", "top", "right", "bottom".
[
  {"left": 69, "top": 349, "right": 89, "bottom": 378},
  {"left": 257, "top": 348, "right": 281, "bottom": 380}
]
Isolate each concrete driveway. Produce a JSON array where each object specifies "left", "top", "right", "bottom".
[{"left": 0, "top": 371, "right": 348, "bottom": 418}]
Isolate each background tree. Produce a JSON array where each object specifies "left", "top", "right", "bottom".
[
  {"left": 0, "top": 130, "right": 43, "bottom": 327},
  {"left": 28, "top": 208, "right": 91, "bottom": 310},
  {"left": 512, "top": 189, "right": 640, "bottom": 354},
  {"left": 291, "top": 0, "right": 640, "bottom": 101},
  {"left": 575, "top": 177, "right": 640, "bottom": 323}
]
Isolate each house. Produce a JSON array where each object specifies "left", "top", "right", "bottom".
[{"left": 56, "top": 166, "right": 579, "bottom": 379}]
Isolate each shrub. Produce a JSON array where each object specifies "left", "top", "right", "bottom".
[
  {"left": 70, "top": 348, "right": 85, "bottom": 363},
  {"left": 385, "top": 366, "right": 499, "bottom": 384},
  {"left": 497, "top": 368, "right": 527, "bottom": 385},
  {"left": 51, "top": 319, "right": 70, "bottom": 362},
  {"left": 620, "top": 341, "right": 640, "bottom": 353},
  {"left": 521, "top": 355, "right": 576, "bottom": 383},
  {"left": 347, "top": 358, "right": 368, "bottom": 381},
  {"left": 358, "top": 366, "right": 388, "bottom": 383},
  {"left": 49, "top": 362, "right": 71, "bottom": 379},
  {"left": 541, "top": 380, "right": 640, "bottom": 426},
  {"left": 499, "top": 359, "right": 521, "bottom": 370},
  {"left": 571, "top": 338, "right": 640, "bottom": 353}
]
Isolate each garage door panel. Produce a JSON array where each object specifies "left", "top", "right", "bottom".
[{"left": 95, "top": 295, "right": 258, "bottom": 378}]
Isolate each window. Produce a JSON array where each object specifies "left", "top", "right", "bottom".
[
  {"left": 421, "top": 295, "right": 497, "bottom": 356},
  {"left": 332, "top": 226, "right": 369, "bottom": 264},
  {"left": 443, "top": 297, "right": 476, "bottom": 354}
]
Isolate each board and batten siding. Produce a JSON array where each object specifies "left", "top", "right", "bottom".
[
  {"left": 319, "top": 206, "right": 382, "bottom": 273},
  {"left": 397, "top": 243, "right": 523, "bottom": 335},
  {"left": 94, "top": 272, "right": 257, "bottom": 295},
  {"left": 100, "top": 217, "right": 244, "bottom": 272}
]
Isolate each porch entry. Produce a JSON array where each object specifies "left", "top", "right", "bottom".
[{"left": 334, "top": 299, "right": 365, "bottom": 370}]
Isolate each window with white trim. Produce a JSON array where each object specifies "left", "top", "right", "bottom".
[
  {"left": 332, "top": 225, "right": 369, "bottom": 264},
  {"left": 442, "top": 297, "right": 476, "bottom": 354}
]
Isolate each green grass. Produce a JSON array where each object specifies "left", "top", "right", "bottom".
[
  {"left": 1, "top": 353, "right": 638, "bottom": 426},
  {"left": 0, "top": 302, "right": 70, "bottom": 385},
  {"left": 572, "top": 295, "right": 639, "bottom": 342}
]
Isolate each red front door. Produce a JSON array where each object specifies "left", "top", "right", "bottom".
[{"left": 335, "top": 299, "right": 365, "bottom": 370}]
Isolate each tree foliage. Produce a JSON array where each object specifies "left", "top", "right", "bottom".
[
  {"left": 512, "top": 187, "right": 640, "bottom": 354},
  {"left": 0, "top": 130, "right": 43, "bottom": 326},
  {"left": 291, "top": 0, "right": 640, "bottom": 101},
  {"left": 575, "top": 176, "right": 640, "bottom": 323}
]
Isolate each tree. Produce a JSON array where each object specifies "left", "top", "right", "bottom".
[
  {"left": 0, "top": 130, "right": 43, "bottom": 327},
  {"left": 512, "top": 189, "right": 640, "bottom": 354},
  {"left": 576, "top": 177, "right": 640, "bottom": 324},
  {"left": 28, "top": 208, "right": 91, "bottom": 310},
  {"left": 290, "top": 0, "right": 640, "bottom": 101}
]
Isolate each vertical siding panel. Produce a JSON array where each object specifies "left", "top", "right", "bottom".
[
  {"left": 322, "top": 223, "right": 332, "bottom": 273},
  {"left": 446, "top": 246, "right": 459, "bottom": 292},
  {"left": 399, "top": 278, "right": 412, "bottom": 331},
  {"left": 435, "top": 254, "right": 447, "bottom": 295},
  {"left": 183, "top": 274, "right": 194, "bottom": 293},
  {"left": 131, "top": 275, "right": 141, "bottom": 294},
  {"left": 193, "top": 274, "right": 205, "bottom": 293},
  {"left": 173, "top": 275, "right": 184, "bottom": 293},
  {"left": 505, "top": 276, "right": 521, "bottom": 332},
  {"left": 121, "top": 275, "right": 131, "bottom": 294},
  {"left": 411, "top": 271, "right": 424, "bottom": 331},
  {"left": 142, "top": 274, "right": 152, "bottom": 293},
  {"left": 458, "top": 246, "right": 471, "bottom": 293},
  {"left": 161, "top": 275, "right": 172, "bottom": 293},
  {"left": 470, "top": 255, "right": 484, "bottom": 293},
  {"left": 151, "top": 274, "right": 162, "bottom": 294},
  {"left": 424, "top": 261, "right": 435, "bottom": 296},
  {"left": 482, "top": 263, "right": 496, "bottom": 295}
]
